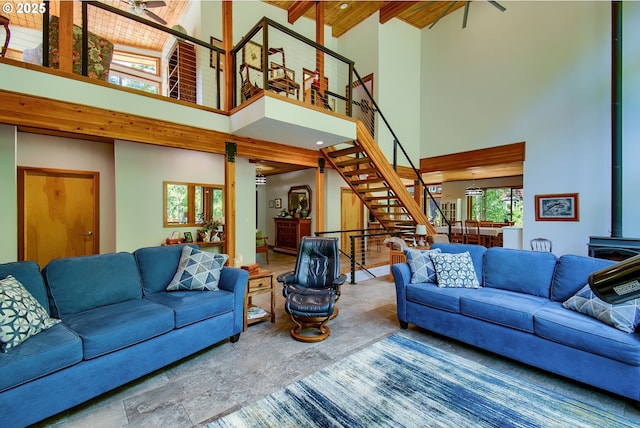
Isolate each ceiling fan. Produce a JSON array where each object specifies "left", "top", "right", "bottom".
[
  {"left": 121, "top": 0, "right": 167, "bottom": 25},
  {"left": 426, "top": 0, "right": 506, "bottom": 29}
]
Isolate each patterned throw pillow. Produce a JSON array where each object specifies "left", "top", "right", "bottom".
[
  {"left": 167, "top": 246, "right": 229, "bottom": 291},
  {"left": 404, "top": 248, "right": 441, "bottom": 284},
  {"left": 0, "top": 275, "right": 60, "bottom": 353},
  {"left": 563, "top": 284, "right": 640, "bottom": 333},
  {"left": 430, "top": 251, "right": 481, "bottom": 289}
]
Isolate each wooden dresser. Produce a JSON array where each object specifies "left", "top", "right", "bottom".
[{"left": 274, "top": 218, "right": 311, "bottom": 255}]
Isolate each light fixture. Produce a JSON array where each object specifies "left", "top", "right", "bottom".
[
  {"left": 255, "top": 169, "right": 266, "bottom": 186},
  {"left": 465, "top": 175, "right": 484, "bottom": 196},
  {"left": 316, "top": 140, "right": 324, "bottom": 146},
  {"left": 340, "top": 3, "right": 349, "bottom": 10}
]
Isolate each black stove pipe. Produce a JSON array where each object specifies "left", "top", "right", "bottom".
[{"left": 611, "top": 1, "right": 623, "bottom": 238}]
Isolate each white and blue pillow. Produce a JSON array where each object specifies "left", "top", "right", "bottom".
[
  {"left": 563, "top": 284, "right": 640, "bottom": 333},
  {"left": 167, "top": 246, "right": 229, "bottom": 291},
  {"left": 0, "top": 275, "right": 60, "bottom": 352},
  {"left": 404, "top": 248, "right": 441, "bottom": 284},
  {"left": 430, "top": 251, "right": 480, "bottom": 289}
]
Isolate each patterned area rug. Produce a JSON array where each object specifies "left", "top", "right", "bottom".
[{"left": 207, "top": 334, "right": 636, "bottom": 427}]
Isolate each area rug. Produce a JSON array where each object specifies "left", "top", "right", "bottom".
[{"left": 207, "top": 334, "right": 636, "bottom": 428}]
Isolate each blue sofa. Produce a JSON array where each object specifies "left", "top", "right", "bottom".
[
  {"left": 392, "top": 243, "right": 640, "bottom": 401},
  {"left": 0, "top": 244, "right": 248, "bottom": 428}
]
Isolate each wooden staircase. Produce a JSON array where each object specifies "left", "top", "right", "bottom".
[{"left": 322, "top": 121, "right": 436, "bottom": 237}]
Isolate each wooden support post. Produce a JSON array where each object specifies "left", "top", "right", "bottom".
[
  {"left": 225, "top": 142, "right": 237, "bottom": 264},
  {"left": 315, "top": 1, "right": 325, "bottom": 93},
  {"left": 58, "top": 1, "right": 74, "bottom": 74},
  {"left": 315, "top": 157, "right": 325, "bottom": 233}
]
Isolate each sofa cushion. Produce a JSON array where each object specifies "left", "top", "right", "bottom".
[
  {"left": 134, "top": 244, "right": 199, "bottom": 294},
  {"left": 0, "top": 261, "right": 51, "bottom": 313},
  {"left": 406, "top": 282, "right": 477, "bottom": 313},
  {"left": 62, "top": 299, "right": 174, "bottom": 360},
  {"left": 430, "top": 243, "right": 486, "bottom": 286},
  {"left": 0, "top": 275, "right": 60, "bottom": 352},
  {"left": 534, "top": 302, "right": 640, "bottom": 366},
  {"left": 563, "top": 284, "right": 640, "bottom": 333},
  {"left": 404, "top": 248, "right": 441, "bottom": 283},
  {"left": 460, "top": 288, "right": 550, "bottom": 333},
  {"left": 550, "top": 255, "right": 616, "bottom": 302},
  {"left": 483, "top": 248, "right": 557, "bottom": 298},
  {"left": 0, "top": 323, "right": 82, "bottom": 393},
  {"left": 144, "top": 290, "right": 234, "bottom": 328},
  {"left": 430, "top": 252, "right": 480, "bottom": 288},
  {"left": 43, "top": 252, "right": 143, "bottom": 317},
  {"left": 167, "top": 246, "right": 229, "bottom": 291}
]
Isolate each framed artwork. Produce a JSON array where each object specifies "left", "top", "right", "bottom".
[
  {"left": 269, "top": 200, "right": 275, "bottom": 208},
  {"left": 275, "top": 198, "right": 282, "bottom": 209},
  {"left": 209, "top": 37, "right": 223, "bottom": 71},
  {"left": 242, "top": 40, "right": 262, "bottom": 70},
  {"left": 535, "top": 193, "right": 579, "bottom": 221},
  {"left": 183, "top": 231, "right": 193, "bottom": 243}
]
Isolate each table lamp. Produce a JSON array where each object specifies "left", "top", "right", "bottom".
[
  {"left": 588, "top": 254, "right": 640, "bottom": 304},
  {"left": 415, "top": 224, "right": 427, "bottom": 247}
]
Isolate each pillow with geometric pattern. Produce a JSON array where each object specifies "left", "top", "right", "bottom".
[
  {"left": 167, "top": 246, "right": 229, "bottom": 291},
  {"left": 429, "top": 251, "right": 481, "bottom": 289},
  {"left": 0, "top": 275, "right": 60, "bottom": 352},
  {"left": 563, "top": 283, "right": 640, "bottom": 333},
  {"left": 404, "top": 248, "right": 441, "bottom": 284}
]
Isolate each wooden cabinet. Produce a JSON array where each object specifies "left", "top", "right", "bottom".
[
  {"left": 168, "top": 40, "right": 196, "bottom": 103},
  {"left": 274, "top": 218, "right": 311, "bottom": 255}
]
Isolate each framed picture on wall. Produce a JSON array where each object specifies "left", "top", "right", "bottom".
[
  {"left": 275, "top": 198, "right": 282, "bottom": 209},
  {"left": 535, "top": 193, "right": 579, "bottom": 221},
  {"left": 242, "top": 40, "right": 262, "bottom": 70}
]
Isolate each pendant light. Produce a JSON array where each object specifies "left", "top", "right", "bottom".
[{"left": 255, "top": 168, "right": 266, "bottom": 186}]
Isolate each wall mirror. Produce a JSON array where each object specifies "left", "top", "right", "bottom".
[
  {"left": 164, "top": 181, "right": 224, "bottom": 227},
  {"left": 288, "top": 185, "right": 312, "bottom": 215}
]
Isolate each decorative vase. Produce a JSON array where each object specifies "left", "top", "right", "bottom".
[{"left": 300, "top": 209, "right": 309, "bottom": 218}]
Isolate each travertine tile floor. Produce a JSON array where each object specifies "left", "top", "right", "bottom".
[{"left": 35, "top": 251, "right": 640, "bottom": 427}]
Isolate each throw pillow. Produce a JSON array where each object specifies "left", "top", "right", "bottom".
[
  {"left": 0, "top": 275, "right": 60, "bottom": 352},
  {"left": 167, "top": 246, "right": 229, "bottom": 291},
  {"left": 404, "top": 248, "right": 441, "bottom": 284},
  {"left": 430, "top": 251, "right": 481, "bottom": 289},
  {"left": 563, "top": 284, "right": 640, "bottom": 333}
]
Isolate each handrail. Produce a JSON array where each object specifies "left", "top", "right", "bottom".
[{"left": 351, "top": 67, "right": 452, "bottom": 235}]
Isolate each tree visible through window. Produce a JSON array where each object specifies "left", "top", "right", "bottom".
[{"left": 468, "top": 188, "right": 523, "bottom": 224}]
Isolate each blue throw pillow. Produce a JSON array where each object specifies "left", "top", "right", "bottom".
[
  {"left": 167, "top": 246, "right": 229, "bottom": 291},
  {"left": 563, "top": 284, "right": 640, "bottom": 333},
  {"left": 404, "top": 248, "right": 441, "bottom": 284},
  {"left": 430, "top": 251, "right": 481, "bottom": 289},
  {"left": 0, "top": 275, "right": 60, "bottom": 352}
]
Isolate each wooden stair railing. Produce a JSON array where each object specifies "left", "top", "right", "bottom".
[{"left": 322, "top": 121, "right": 436, "bottom": 236}]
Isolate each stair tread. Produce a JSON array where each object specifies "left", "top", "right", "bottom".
[
  {"left": 343, "top": 168, "right": 379, "bottom": 177},
  {"left": 328, "top": 146, "right": 364, "bottom": 157},
  {"left": 335, "top": 157, "right": 372, "bottom": 167}
]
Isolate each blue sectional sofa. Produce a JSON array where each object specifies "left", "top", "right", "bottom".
[
  {"left": 392, "top": 243, "right": 640, "bottom": 401},
  {"left": 0, "top": 244, "right": 248, "bottom": 428}
]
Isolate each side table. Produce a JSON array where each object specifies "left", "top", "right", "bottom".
[{"left": 244, "top": 269, "right": 275, "bottom": 331}]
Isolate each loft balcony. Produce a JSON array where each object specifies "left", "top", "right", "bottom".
[{"left": 0, "top": 3, "right": 360, "bottom": 149}]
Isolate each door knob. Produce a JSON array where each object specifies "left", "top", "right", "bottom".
[{"left": 85, "top": 231, "right": 93, "bottom": 236}]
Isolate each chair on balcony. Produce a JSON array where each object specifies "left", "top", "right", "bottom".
[
  {"left": 0, "top": 15, "right": 10, "bottom": 58},
  {"left": 239, "top": 63, "right": 260, "bottom": 102},
  {"left": 266, "top": 47, "right": 299, "bottom": 99},
  {"left": 277, "top": 237, "right": 346, "bottom": 342}
]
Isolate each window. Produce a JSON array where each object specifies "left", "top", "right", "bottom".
[
  {"left": 164, "top": 182, "right": 224, "bottom": 227},
  {"left": 111, "top": 51, "right": 159, "bottom": 75},
  {"left": 467, "top": 187, "right": 523, "bottom": 225},
  {"left": 108, "top": 72, "right": 159, "bottom": 94},
  {"left": 108, "top": 50, "right": 161, "bottom": 95}
]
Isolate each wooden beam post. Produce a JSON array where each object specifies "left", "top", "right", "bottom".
[
  {"left": 288, "top": 1, "right": 315, "bottom": 24},
  {"left": 315, "top": 1, "right": 325, "bottom": 93},
  {"left": 225, "top": 142, "right": 237, "bottom": 264},
  {"left": 315, "top": 157, "right": 325, "bottom": 233},
  {"left": 58, "top": 1, "right": 74, "bottom": 74}
]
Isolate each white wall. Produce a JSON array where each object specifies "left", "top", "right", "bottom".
[
  {"left": 420, "top": 1, "right": 613, "bottom": 256},
  {"left": 114, "top": 140, "right": 225, "bottom": 252},
  {"left": 17, "top": 133, "right": 117, "bottom": 255}
]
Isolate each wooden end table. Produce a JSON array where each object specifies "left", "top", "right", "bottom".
[{"left": 244, "top": 269, "right": 275, "bottom": 331}]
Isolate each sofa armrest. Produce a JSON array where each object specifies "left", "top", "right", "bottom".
[
  {"left": 391, "top": 263, "right": 412, "bottom": 324},
  {"left": 218, "top": 267, "right": 249, "bottom": 334}
]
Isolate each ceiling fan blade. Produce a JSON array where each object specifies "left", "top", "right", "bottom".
[
  {"left": 487, "top": 1, "right": 506, "bottom": 12},
  {"left": 462, "top": 1, "right": 470, "bottom": 28},
  {"left": 428, "top": 1, "right": 458, "bottom": 30},
  {"left": 143, "top": 1, "right": 166, "bottom": 8},
  {"left": 144, "top": 9, "right": 167, "bottom": 25}
]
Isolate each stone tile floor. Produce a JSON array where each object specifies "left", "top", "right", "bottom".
[{"left": 35, "top": 251, "right": 640, "bottom": 427}]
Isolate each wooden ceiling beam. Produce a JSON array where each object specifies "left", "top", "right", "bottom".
[
  {"left": 379, "top": 1, "right": 420, "bottom": 24},
  {"left": 420, "top": 142, "right": 526, "bottom": 172},
  {"left": 288, "top": 1, "right": 316, "bottom": 24}
]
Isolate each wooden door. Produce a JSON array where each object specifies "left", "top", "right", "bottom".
[
  {"left": 18, "top": 167, "right": 99, "bottom": 268},
  {"left": 340, "top": 187, "right": 363, "bottom": 253}
]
